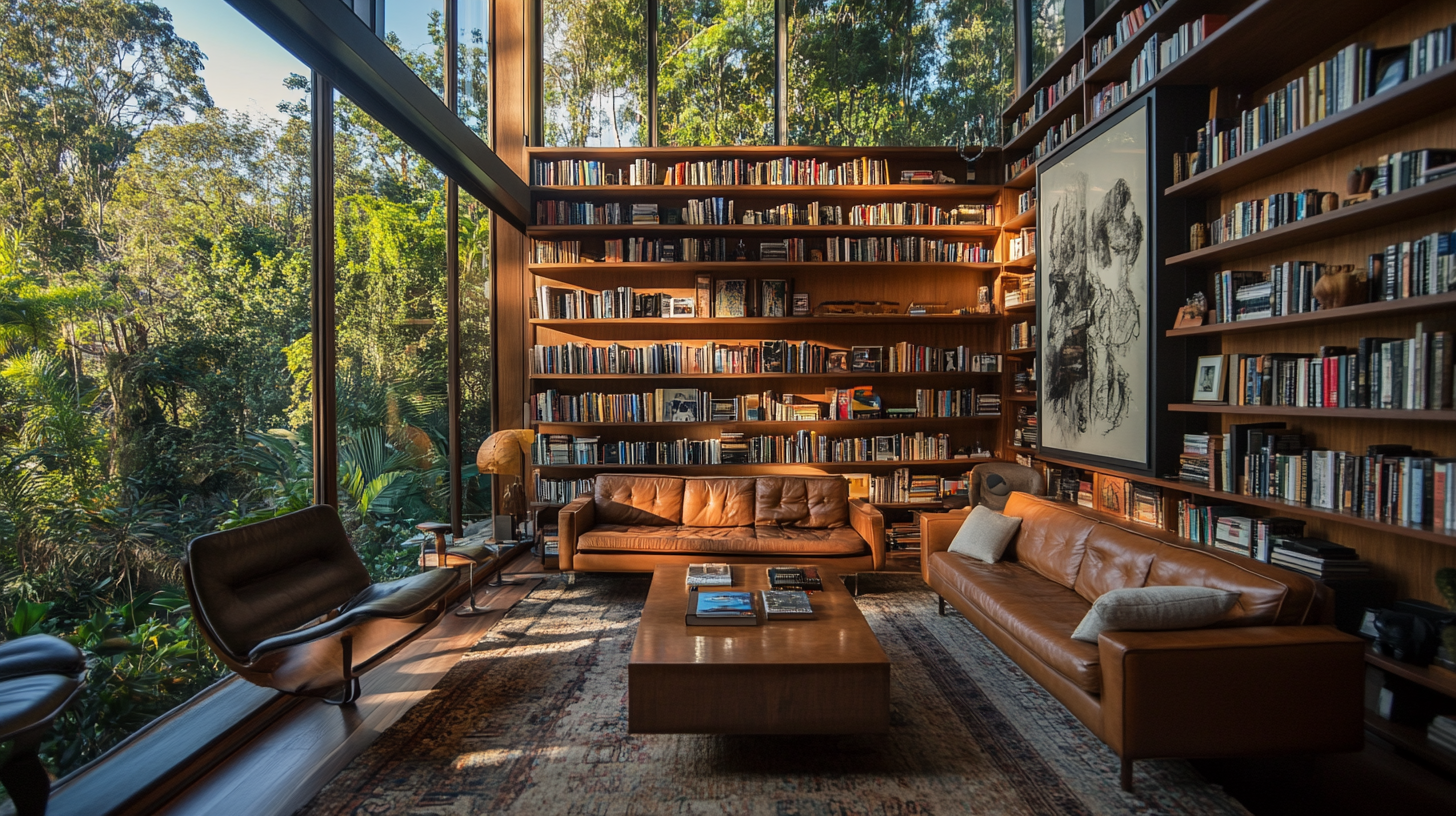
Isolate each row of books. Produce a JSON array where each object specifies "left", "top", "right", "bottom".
[
  {"left": 821, "top": 236, "right": 994, "bottom": 263},
  {"left": 1128, "top": 14, "right": 1226, "bottom": 93},
  {"left": 1373, "top": 230, "right": 1456, "bottom": 300},
  {"left": 1374, "top": 148, "right": 1456, "bottom": 197},
  {"left": 1186, "top": 26, "right": 1455, "bottom": 179},
  {"left": 1003, "top": 273, "right": 1036, "bottom": 308},
  {"left": 1017, "top": 189, "right": 1035, "bottom": 215},
  {"left": 529, "top": 340, "right": 1001, "bottom": 375},
  {"left": 1193, "top": 188, "right": 1333, "bottom": 249},
  {"left": 1009, "top": 321, "right": 1034, "bottom": 350},
  {"left": 1008, "top": 228, "right": 1036, "bottom": 261},
  {"left": 530, "top": 158, "right": 657, "bottom": 186},
  {"left": 533, "top": 475, "right": 595, "bottom": 504},
  {"left": 1089, "top": 1, "right": 1161, "bottom": 67},
  {"left": 528, "top": 386, "right": 1003, "bottom": 424},
  {"left": 1047, "top": 467, "right": 1165, "bottom": 528},
  {"left": 531, "top": 431, "right": 956, "bottom": 466},
  {"left": 533, "top": 286, "right": 680, "bottom": 320},
  {"left": 1213, "top": 262, "right": 1326, "bottom": 323},
  {"left": 1089, "top": 80, "right": 1129, "bottom": 121},
  {"left": 1012, "top": 404, "right": 1038, "bottom": 448},
  {"left": 1006, "top": 59, "right": 1084, "bottom": 142},
  {"left": 1223, "top": 326, "right": 1453, "bottom": 410},
  {"left": 860, "top": 468, "right": 987, "bottom": 504}
]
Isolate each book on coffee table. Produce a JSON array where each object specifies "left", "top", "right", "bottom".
[
  {"left": 766, "top": 565, "right": 823, "bottom": 591},
  {"left": 686, "top": 563, "right": 732, "bottom": 586},
  {"left": 761, "top": 590, "right": 816, "bottom": 620},
  {"left": 685, "top": 590, "right": 759, "bottom": 626}
]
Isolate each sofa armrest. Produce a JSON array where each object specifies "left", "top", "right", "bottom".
[
  {"left": 918, "top": 509, "right": 970, "bottom": 583},
  {"left": 1098, "top": 625, "right": 1364, "bottom": 762},
  {"left": 558, "top": 495, "right": 594, "bottom": 571},
  {"left": 847, "top": 499, "right": 885, "bottom": 570}
]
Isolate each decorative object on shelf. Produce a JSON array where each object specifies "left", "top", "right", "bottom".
[
  {"left": 850, "top": 346, "right": 884, "bottom": 373},
  {"left": 668, "top": 297, "right": 695, "bottom": 318},
  {"left": 813, "top": 300, "right": 898, "bottom": 316},
  {"left": 1347, "top": 164, "right": 1376, "bottom": 195},
  {"left": 792, "top": 292, "right": 811, "bottom": 316},
  {"left": 1191, "top": 354, "right": 1227, "bottom": 402},
  {"left": 1039, "top": 99, "right": 1152, "bottom": 470},
  {"left": 956, "top": 115, "right": 992, "bottom": 182},
  {"left": 478, "top": 429, "right": 537, "bottom": 533},
  {"left": 734, "top": 239, "right": 747, "bottom": 261},
  {"left": 1312, "top": 264, "right": 1369, "bottom": 310},
  {"left": 714, "top": 279, "right": 746, "bottom": 317},
  {"left": 760, "top": 279, "right": 789, "bottom": 317},
  {"left": 826, "top": 350, "right": 849, "bottom": 373},
  {"left": 906, "top": 302, "right": 950, "bottom": 315},
  {"left": 1174, "top": 292, "right": 1207, "bottom": 328}
]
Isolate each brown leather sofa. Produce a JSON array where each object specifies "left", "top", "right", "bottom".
[
  {"left": 922, "top": 493, "right": 1364, "bottom": 790},
  {"left": 558, "top": 474, "right": 884, "bottom": 572}
]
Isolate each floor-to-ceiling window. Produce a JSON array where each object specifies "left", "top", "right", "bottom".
[
  {"left": 1029, "top": 0, "right": 1065, "bottom": 80},
  {"left": 0, "top": 0, "right": 311, "bottom": 776},
  {"left": 537, "top": 0, "right": 1017, "bottom": 147}
]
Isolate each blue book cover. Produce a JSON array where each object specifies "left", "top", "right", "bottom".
[{"left": 694, "top": 591, "right": 755, "bottom": 617}]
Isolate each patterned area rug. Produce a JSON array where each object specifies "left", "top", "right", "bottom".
[{"left": 298, "top": 574, "right": 1250, "bottom": 816}]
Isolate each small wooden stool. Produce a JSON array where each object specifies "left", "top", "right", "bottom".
[{"left": 416, "top": 522, "right": 498, "bottom": 617}]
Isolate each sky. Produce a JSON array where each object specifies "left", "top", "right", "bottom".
[{"left": 163, "top": 0, "right": 441, "bottom": 120}]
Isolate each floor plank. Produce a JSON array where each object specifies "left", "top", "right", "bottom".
[{"left": 153, "top": 569, "right": 542, "bottom": 816}]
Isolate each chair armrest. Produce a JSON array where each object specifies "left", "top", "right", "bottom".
[
  {"left": 248, "top": 569, "right": 459, "bottom": 662},
  {"left": 919, "top": 510, "right": 969, "bottom": 583},
  {"left": 1098, "top": 625, "right": 1365, "bottom": 762},
  {"left": 558, "top": 495, "right": 594, "bottom": 571},
  {"left": 847, "top": 499, "right": 885, "bottom": 570}
]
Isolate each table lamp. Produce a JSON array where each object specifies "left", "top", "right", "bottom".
[{"left": 476, "top": 428, "right": 536, "bottom": 541}]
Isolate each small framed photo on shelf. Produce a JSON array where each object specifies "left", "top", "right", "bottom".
[
  {"left": 791, "top": 292, "right": 811, "bottom": 317},
  {"left": 709, "top": 398, "right": 739, "bottom": 421},
  {"left": 714, "top": 279, "right": 746, "bottom": 318},
  {"left": 668, "top": 297, "right": 696, "bottom": 318},
  {"left": 760, "top": 279, "right": 789, "bottom": 317},
  {"left": 826, "top": 350, "right": 849, "bottom": 373},
  {"left": 1093, "top": 473, "right": 1130, "bottom": 518},
  {"left": 1191, "top": 354, "right": 1227, "bottom": 402},
  {"left": 850, "top": 346, "right": 884, "bottom": 373}
]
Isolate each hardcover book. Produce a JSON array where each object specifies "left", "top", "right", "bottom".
[
  {"left": 686, "top": 563, "right": 732, "bottom": 587},
  {"left": 761, "top": 590, "right": 816, "bottom": 619},
  {"left": 767, "top": 566, "right": 823, "bottom": 591},
  {"left": 686, "top": 590, "right": 759, "bottom": 626},
  {"left": 714, "top": 279, "right": 747, "bottom": 318}
]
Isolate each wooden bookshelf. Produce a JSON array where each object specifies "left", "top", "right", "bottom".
[
  {"left": 1165, "top": 291, "right": 1456, "bottom": 337},
  {"left": 1003, "top": 205, "right": 1037, "bottom": 231},
  {"left": 522, "top": 146, "right": 1018, "bottom": 499},
  {"left": 1364, "top": 712, "right": 1456, "bottom": 777},
  {"left": 1167, "top": 404, "right": 1456, "bottom": 421},
  {"left": 1003, "top": 83, "right": 1087, "bottom": 153}
]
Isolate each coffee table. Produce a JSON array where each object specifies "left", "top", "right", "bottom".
[{"left": 628, "top": 564, "right": 891, "bottom": 734}]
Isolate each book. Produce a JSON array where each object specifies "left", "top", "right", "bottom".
[
  {"left": 767, "top": 565, "right": 823, "bottom": 591},
  {"left": 686, "top": 563, "right": 732, "bottom": 587},
  {"left": 686, "top": 590, "right": 759, "bottom": 626},
  {"left": 761, "top": 590, "right": 816, "bottom": 619}
]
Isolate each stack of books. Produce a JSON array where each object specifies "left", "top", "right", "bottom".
[
  {"left": 900, "top": 169, "right": 953, "bottom": 184},
  {"left": 1130, "top": 483, "right": 1163, "bottom": 527},
  {"left": 718, "top": 432, "right": 750, "bottom": 464},
  {"left": 1213, "top": 516, "right": 1254, "bottom": 557},
  {"left": 1427, "top": 715, "right": 1456, "bottom": 756},
  {"left": 888, "top": 520, "right": 921, "bottom": 550},
  {"left": 686, "top": 563, "right": 732, "bottom": 586},
  {"left": 1179, "top": 434, "right": 1223, "bottom": 489},
  {"left": 1271, "top": 537, "right": 1370, "bottom": 579},
  {"left": 908, "top": 474, "right": 941, "bottom": 504}
]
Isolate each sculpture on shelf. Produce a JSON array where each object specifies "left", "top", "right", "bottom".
[
  {"left": 1312, "top": 264, "right": 1368, "bottom": 311},
  {"left": 477, "top": 429, "right": 537, "bottom": 533},
  {"left": 956, "top": 116, "right": 995, "bottom": 182}
]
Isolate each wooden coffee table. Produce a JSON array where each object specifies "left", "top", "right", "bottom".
[{"left": 628, "top": 564, "right": 891, "bottom": 734}]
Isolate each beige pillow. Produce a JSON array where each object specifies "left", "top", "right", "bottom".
[
  {"left": 1071, "top": 586, "right": 1239, "bottom": 643},
  {"left": 946, "top": 505, "right": 1022, "bottom": 564}
]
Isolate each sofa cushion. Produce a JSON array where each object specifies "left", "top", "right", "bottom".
[
  {"left": 1071, "top": 586, "right": 1240, "bottom": 643},
  {"left": 947, "top": 505, "right": 1022, "bottom": 564},
  {"left": 929, "top": 552, "right": 1102, "bottom": 694},
  {"left": 594, "top": 474, "right": 684, "bottom": 526},
  {"left": 682, "top": 477, "right": 756, "bottom": 527},
  {"left": 1002, "top": 492, "right": 1096, "bottom": 590},
  {"left": 753, "top": 526, "right": 867, "bottom": 555},
  {"left": 754, "top": 476, "right": 849, "bottom": 528},
  {"left": 1146, "top": 545, "right": 1306, "bottom": 626},
  {"left": 1072, "top": 526, "right": 1161, "bottom": 603}
]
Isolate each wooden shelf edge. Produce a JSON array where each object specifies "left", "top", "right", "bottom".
[
  {"left": 530, "top": 184, "right": 1004, "bottom": 197},
  {"left": 1029, "top": 451, "right": 1456, "bottom": 548},
  {"left": 528, "top": 316, "right": 1005, "bottom": 326},
  {"left": 1165, "top": 292, "right": 1456, "bottom": 337},
  {"left": 1168, "top": 403, "right": 1456, "bottom": 421},
  {"left": 1363, "top": 711, "right": 1456, "bottom": 776},
  {"left": 528, "top": 371, "right": 1005, "bottom": 380},
  {"left": 526, "top": 224, "right": 1002, "bottom": 236},
  {"left": 1366, "top": 647, "right": 1456, "bottom": 698},
  {"left": 529, "top": 261, "right": 1004, "bottom": 273},
  {"left": 1004, "top": 205, "right": 1037, "bottom": 231},
  {"left": 1003, "top": 82, "right": 1087, "bottom": 153},
  {"left": 532, "top": 417, "right": 1002, "bottom": 429},
  {"left": 532, "top": 459, "right": 1006, "bottom": 472}
]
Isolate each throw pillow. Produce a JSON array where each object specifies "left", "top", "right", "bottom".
[
  {"left": 946, "top": 505, "right": 1022, "bottom": 564},
  {"left": 1071, "top": 586, "right": 1239, "bottom": 643}
]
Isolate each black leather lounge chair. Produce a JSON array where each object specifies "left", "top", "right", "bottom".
[
  {"left": 0, "top": 634, "right": 86, "bottom": 816},
  {"left": 182, "top": 505, "right": 459, "bottom": 704}
]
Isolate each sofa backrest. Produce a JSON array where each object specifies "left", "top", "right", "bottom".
[
  {"left": 594, "top": 474, "right": 685, "bottom": 525},
  {"left": 755, "top": 476, "right": 850, "bottom": 528},
  {"left": 682, "top": 477, "right": 755, "bottom": 527},
  {"left": 1002, "top": 492, "right": 1326, "bottom": 626}
]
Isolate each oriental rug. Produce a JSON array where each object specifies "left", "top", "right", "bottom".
[{"left": 297, "top": 574, "right": 1249, "bottom": 816}]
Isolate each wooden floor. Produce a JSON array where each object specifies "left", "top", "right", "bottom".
[{"left": 153, "top": 560, "right": 543, "bottom": 816}]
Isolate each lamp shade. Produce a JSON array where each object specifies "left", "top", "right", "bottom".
[{"left": 476, "top": 429, "right": 536, "bottom": 475}]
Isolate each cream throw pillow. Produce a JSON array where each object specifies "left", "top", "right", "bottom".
[
  {"left": 1071, "top": 586, "right": 1239, "bottom": 643},
  {"left": 946, "top": 505, "right": 1022, "bottom": 564}
]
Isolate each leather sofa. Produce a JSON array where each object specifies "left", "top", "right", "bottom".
[
  {"left": 558, "top": 474, "right": 884, "bottom": 572},
  {"left": 922, "top": 493, "right": 1364, "bottom": 790}
]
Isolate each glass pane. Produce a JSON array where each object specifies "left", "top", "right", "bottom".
[
  {"left": 334, "top": 96, "right": 453, "bottom": 578},
  {"left": 788, "top": 0, "right": 1015, "bottom": 146},
  {"left": 0, "top": 0, "right": 310, "bottom": 775},
  {"left": 459, "top": 193, "right": 494, "bottom": 524},
  {"left": 459, "top": 0, "right": 490, "bottom": 143},
  {"left": 542, "top": 0, "right": 649, "bottom": 147},
  {"left": 1031, "top": 0, "right": 1066, "bottom": 81},
  {"left": 659, "top": 0, "right": 775, "bottom": 145},
  {"left": 385, "top": 0, "right": 447, "bottom": 99}
]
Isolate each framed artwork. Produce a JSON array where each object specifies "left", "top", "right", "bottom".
[
  {"left": 850, "top": 346, "right": 884, "bottom": 373},
  {"left": 668, "top": 297, "right": 695, "bottom": 318},
  {"left": 1093, "top": 473, "right": 1130, "bottom": 518},
  {"left": 792, "top": 292, "right": 811, "bottom": 317},
  {"left": 826, "top": 350, "right": 849, "bottom": 373},
  {"left": 760, "top": 279, "right": 789, "bottom": 317},
  {"left": 714, "top": 279, "right": 746, "bottom": 318},
  {"left": 657, "top": 388, "right": 700, "bottom": 422},
  {"left": 1192, "top": 355, "right": 1227, "bottom": 402},
  {"left": 842, "top": 473, "right": 871, "bottom": 500},
  {"left": 1038, "top": 98, "right": 1153, "bottom": 470}
]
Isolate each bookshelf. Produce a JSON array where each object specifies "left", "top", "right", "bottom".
[
  {"left": 1009, "top": 0, "right": 1456, "bottom": 768},
  {"left": 519, "top": 145, "right": 1022, "bottom": 507}
]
